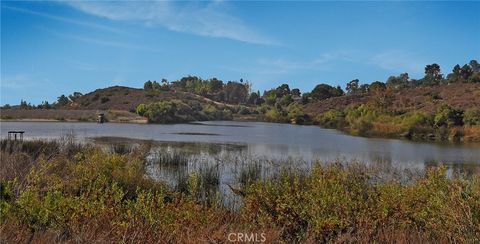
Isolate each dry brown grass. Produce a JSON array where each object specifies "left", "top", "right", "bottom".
[
  {"left": 453, "top": 125, "right": 480, "bottom": 143},
  {"left": 304, "top": 83, "right": 480, "bottom": 115},
  {"left": 372, "top": 122, "right": 405, "bottom": 135},
  {"left": 0, "top": 108, "right": 146, "bottom": 123},
  {"left": 0, "top": 109, "right": 98, "bottom": 121}
]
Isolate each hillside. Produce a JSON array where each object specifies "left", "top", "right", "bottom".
[
  {"left": 304, "top": 83, "right": 480, "bottom": 142},
  {"left": 65, "top": 86, "right": 225, "bottom": 112},
  {"left": 2, "top": 80, "right": 479, "bottom": 142},
  {"left": 303, "top": 83, "right": 480, "bottom": 115},
  {"left": 0, "top": 86, "right": 233, "bottom": 123}
]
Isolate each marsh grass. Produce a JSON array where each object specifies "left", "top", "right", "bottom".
[
  {"left": 108, "top": 143, "right": 134, "bottom": 155},
  {"left": 237, "top": 161, "right": 262, "bottom": 186},
  {"left": 1, "top": 139, "right": 479, "bottom": 243},
  {"left": 149, "top": 149, "right": 189, "bottom": 167},
  {"left": 195, "top": 163, "right": 221, "bottom": 206}
]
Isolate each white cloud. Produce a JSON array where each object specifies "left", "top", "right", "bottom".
[
  {"left": 3, "top": 5, "right": 126, "bottom": 34},
  {"left": 44, "top": 28, "right": 162, "bottom": 52},
  {"left": 65, "top": 1, "right": 278, "bottom": 45}
]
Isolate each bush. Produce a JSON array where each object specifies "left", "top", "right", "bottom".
[
  {"left": 345, "top": 104, "right": 377, "bottom": 124},
  {"left": 315, "top": 109, "right": 345, "bottom": 128},
  {"left": 144, "top": 101, "right": 178, "bottom": 123},
  {"left": 464, "top": 108, "right": 480, "bottom": 125},
  {"left": 402, "top": 111, "right": 434, "bottom": 128},
  {"left": 136, "top": 103, "right": 147, "bottom": 116},
  {"left": 434, "top": 105, "right": 463, "bottom": 127},
  {"left": 243, "top": 164, "right": 480, "bottom": 242},
  {"left": 2, "top": 141, "right": 480, "bottom": 243},
  {"left": 265, "top": 108, "right": 282, "bottom": 122},
  {"left": 237, "top": 106, "right": 251, "bottom": 115}
]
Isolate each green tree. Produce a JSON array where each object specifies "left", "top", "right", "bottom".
[
  {"left": 369, "top": 81, "right": 386, "bottom": 92},
  {"left": 38, "top": 101, "right": 52, "bottom": 109},
  {"left": 460, "top": 64, "right": 473, "bottom": 81},
  {"left": 209, "top": 78, "right": 223, "bottom": 93},
  {"left": 223, "top": 81, "right": 248, "bottom": 104},
  {"left": 386, "top": 73, "right": 409, "bottom": 89},
  {"left": 423, "top": 63, "right": 443, "bottom": 86},
  {"left": 248, "top": 92, "right": 263, "bottom": 105},
  {"left": 143, "top": 101, "right": 177, "bottom": 123},
  {"left": 346, "top": 79, "right": 359, "bottom": 94},
  {"left": 434, "top": 104, "right": 463, "bottom": 127},
  {"left": 311, "top": 84, "right": 344, "bottom": 100},
  {"left": 19, "top": 100, "right": 30, "bottom": 109},
  {"left": 469, "top": 59, "right": 480, "bottom": 73},
  {"left": 291, "top": 88, "right": 301, "bottom": 97},
  {"left": 152, "top": 81, "right": 161, "bottom": 90},
  {"left": 68, "top": 92, "right": 83, "bottom": 102},
  {"left": 275, "top": 84, "right": 291, "bottom": 98},
  {"left": 57, "top": 95, "right": 70, "bottom": 106},
  {"left": 447, "top": 64, "right": 462, "bottom": 83},
  {"left": 358, "top": 84, "right": 370, "bottom": 93},
  {"left": 144, "top": 80, "right": 153, "bottom": 90}
]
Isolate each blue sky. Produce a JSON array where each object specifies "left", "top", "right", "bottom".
[{"left": 1, "top": 1, "right": 479, "bottom": 105}]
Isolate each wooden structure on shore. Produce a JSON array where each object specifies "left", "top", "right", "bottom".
[
  {"left": 97, "top": 113, "right": 105, "bottom": 123},
  {"left": 7, "top": 131, "right": 25, "bottom": 141}
]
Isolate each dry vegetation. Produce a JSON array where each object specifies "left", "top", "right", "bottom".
[
  {"left": 68, "top": 86, "right": 223, "bottom": 112},
  {"left": 304, "top": 83, "right": 480, "bottom": 115},
  {"left": 1, "top": 139, "right": 479, "bottom": 243},
  {"left": 0, "top": 108, "right": 146, "bottom": 123}
]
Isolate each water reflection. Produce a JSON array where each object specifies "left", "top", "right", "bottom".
[{"left": 2, "top": 121, "right": 479, "bottom": 167}]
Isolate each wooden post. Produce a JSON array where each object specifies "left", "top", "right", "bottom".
[{"left": 7, "top": 131, "right": 25, "bottom": 141}]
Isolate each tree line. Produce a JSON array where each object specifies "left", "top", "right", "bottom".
[{"left": 2, "top": 60, "right": 478, "bottom": 110}]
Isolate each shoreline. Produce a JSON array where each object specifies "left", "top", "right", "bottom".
[
  {"left": 2, "top": 117, "right": 480, "bottom": 146},
  {"left": 0, "top": 118, "right": 148, "bottom": 124}
]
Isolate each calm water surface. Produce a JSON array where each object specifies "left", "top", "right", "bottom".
[{"left": 1, "top": 121, "right": 479, "bottom": 167}]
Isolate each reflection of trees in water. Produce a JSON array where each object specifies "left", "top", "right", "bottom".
[
  {"left": 154, "top": 141, "right": 247, "bottom": 156},
  {"left": 425, "top": 160, "right": 480, "bottom": 176},
  {"left": 100, "top": 137, "right": 480, "bottom": 207},
  {"left": 369, "top": 154, "right": 393, "bottom": 168}
]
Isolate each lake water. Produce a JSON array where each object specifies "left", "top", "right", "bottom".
[
  {"left": 1, "top": 121, "right": 479, "bottom": 167},
  {"left": 2, "top": 120, "right": 479, "bottom": 206}
]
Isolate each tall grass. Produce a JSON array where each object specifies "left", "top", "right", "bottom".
[
  {"left": 1, "top": 140, "right": 479, "bottom": 243},
  {"left": 108, "top": 143, "right": 134, "bottom": 155}
]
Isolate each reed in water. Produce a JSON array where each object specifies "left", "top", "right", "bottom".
[{"left": 0, "top": 139, "right": 479, "bottom": 243}]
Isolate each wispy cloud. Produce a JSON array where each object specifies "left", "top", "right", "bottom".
[
  {"left": 0, "top": 74, "right": 51, "bottom": 89},
  {"left": 65, "top": 1, "right": 278, "bottom": 45},
  {"left": 2, "top": 5, "right": 126, "bottom": 34},
  {"left": 254, "top": 51, "right": 355, "bottom": 74},
  {"left": 63, "top": 59, "right": 97, "bottom": 71},
  {"left": 370, "top": 50, "right": 426, "bottom": 74},
  {"left": 45, "top": 28, "right": 162, "bottom": 52}
]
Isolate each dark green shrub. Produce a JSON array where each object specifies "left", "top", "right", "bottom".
[
  {"left": 434, "top": 105, "right": 463, "bottom": 127},
  {"left": 316, "top": 109, "right": 346, "bottom": 128},
  {"left": 464, "top": 108, "right": 480, "bottom": 125},
  {"left": 238, "top": 106, "right": 251, "bottom": 115}
]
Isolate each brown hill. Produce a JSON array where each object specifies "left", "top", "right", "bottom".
[
  {"left": 66, "top": 86, "right": 224, "bottom": 112},
  {"left": 303, "top": 83, "right": 480, "bottom": 115}
]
